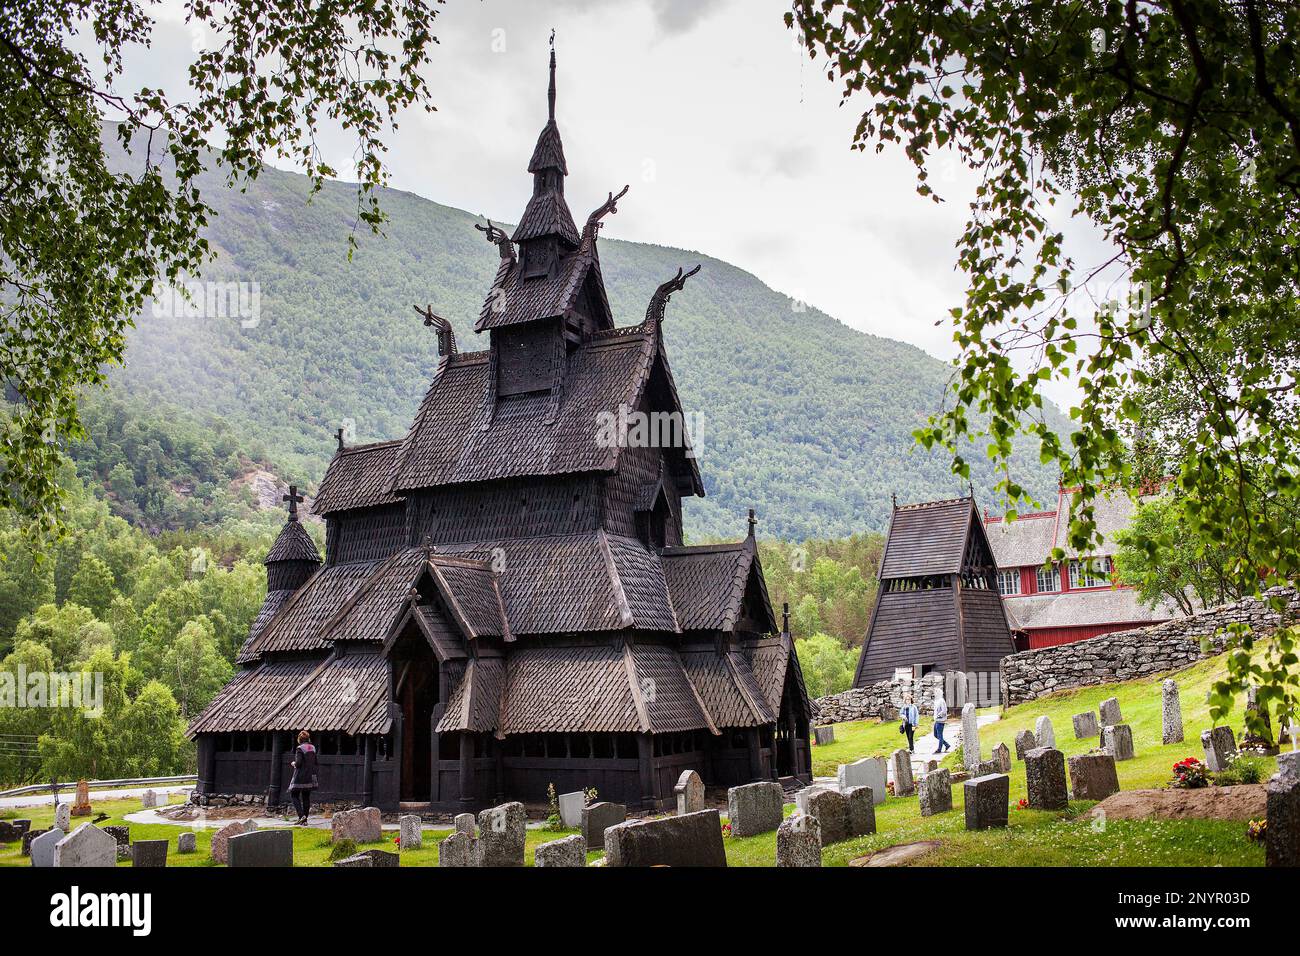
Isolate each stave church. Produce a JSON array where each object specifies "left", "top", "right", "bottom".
[{"left": 187, "top": 48, "right": 813, "bottom": 812}]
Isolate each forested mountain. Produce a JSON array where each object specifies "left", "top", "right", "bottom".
[{"left": 104, "top": 127, "right": 1064, "bottom": 540}]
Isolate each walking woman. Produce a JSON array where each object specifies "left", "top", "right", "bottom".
[
  {"left": 900, "top": 696, "right": 920, "bottom": 753},
  {"left": 933, "top": 691, "right": 951, "bottom": 753},
  {"left": 288, "top": 730, "right": 318, "bottom": 826}
]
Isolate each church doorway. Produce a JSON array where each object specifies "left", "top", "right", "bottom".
[{"left": 396, "top": 636, "right": 439, "bottom": 802}]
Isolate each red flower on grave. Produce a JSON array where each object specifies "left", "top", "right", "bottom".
[{"left": 1017, "top": 798, "right": 1028, "bottom": 810}]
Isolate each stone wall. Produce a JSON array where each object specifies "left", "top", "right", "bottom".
[
  {"left": 999, "top": 587, "right": 1300, "bottom": 706},
  {"left": 813, "top": 672, "right": 953, "bottom": 725}
]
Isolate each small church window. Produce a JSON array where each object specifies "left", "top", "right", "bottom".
[
  {"left": 997, "top": 569, "right": 1021, "bottom": 595},
  {"left": 1035, "top": 565, "right": 1061, "bottom": 593},
  {"left": 1068, "top": 557, "right": 1112, "bottom": 589}
]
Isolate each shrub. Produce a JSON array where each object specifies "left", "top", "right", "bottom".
[
  {"left": 1213, "top": 754, "right": 1268, "bottom": 786},
  {"left": 1171, "top": 757, "right": 1209, "bottom": 789},
  {"left": 327, "top": 838, "right": 357, "bottom": 861}
]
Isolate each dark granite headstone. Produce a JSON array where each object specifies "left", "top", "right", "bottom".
[
  {"left": 21, "top": 827, "right": 50, "bottom": 857},
  {"left": 963, "top": 773, "right": 1009, "bottom": 830},
  {"left": 581, "top": 802, "right": 626, "bottom": 850},
  {"left": 0, "top": 821, "right": 19, "bottom": 843},
  {"left": 805, "top": 789, "right": 850, "bottom": 845},
  {"left": 1265, "top": 752, "right": 1299, "bottom": 867},
  {"left": 227, "top": 828, "right": 293, "bottom": 868},
  {"left": 1068, "top": 753, "right": 1121, "bottom": 801},
  {"left": 1025, "top": 746, "right": 1069, "bottom": 811},
  {"left": 131, "top": 839, "right": 168, "bottom": 868},
  {"left": 102, "top": 825, "right": 130, "bottom": 847},
  {"left": 604, "top": 809, "right": 727, "bottom": 867}
]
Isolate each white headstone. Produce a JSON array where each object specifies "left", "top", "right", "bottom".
[
  {"left": 54, "top": 823, "right": 117, "bottom": 868},
  {"left": 673, "top": 770, "right": 705, "bottom": 815},
  {"left": 30, "top": 826, "right": 65, "bottom": 868},
  {"left": 1035, "top": 715, "right": 1056, "bottom": 749},
  {"left": 558, "top": 791, "right": 585, "bottom": 828},
  {"left": 140, "top": 789, "right": 158, "bottom": 809},
  {"left": 837, "top": 756, "right": 887, "bottom": 804},
  {"left": 961, "top": 702, "right": 980, "bottom": 773},
  {"left": 54, "top": 803, "right": 71, "bottom": 831}
]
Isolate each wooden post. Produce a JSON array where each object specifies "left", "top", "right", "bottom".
[
  {"left": 494, "top": 740, "right": 505, "bottom": 803},
  {"left": 198, "top": 736, "right": 217, "bottom": 794},
  {"left": 637, "top": 733, "right": 656, "bottom": 811},
  {"left": 267, "top": 732, "right": 285, "bottom": 808},
  {"left": 745, "top": 727, "right": 763, "bottom": 781},
  {"left": 362, "top": 735, "right": 376, "bottom": 807},
  {"left": 459, "top": 732, "right": 476, "bottom": 810}
]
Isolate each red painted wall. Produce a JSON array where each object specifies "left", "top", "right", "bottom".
[{"left": 1026, "top": 621, "right": 1153, "bottom": 649}]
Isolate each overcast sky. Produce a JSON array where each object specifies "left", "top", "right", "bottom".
[{"left": 107, "top": 0, "right": 1116, "bottom": 405}]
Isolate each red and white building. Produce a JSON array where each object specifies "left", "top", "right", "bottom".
[{"left": 983, "top": 488, "right": 1183, "bottom": 650}]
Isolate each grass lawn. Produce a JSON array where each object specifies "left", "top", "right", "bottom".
[{"left": 1, "top": 656, "right": 1281, "bottom": 868}]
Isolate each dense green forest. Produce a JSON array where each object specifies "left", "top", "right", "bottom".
[{"left": 104, "top": 125, "right": 1065, "bottom": 541}]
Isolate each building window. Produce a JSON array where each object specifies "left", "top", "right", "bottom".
[
  {"left": 997, "top": 569, "right": 1021, "bottom": 596},
  {"left": 1035, "top": 565, "right": 1061, "bottom": 593},
  {"left": 1069, "top": 557, "right": 1113, "bottom": 589}
]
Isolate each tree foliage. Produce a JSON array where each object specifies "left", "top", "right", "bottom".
[
  {"left": 791, "top": 0, "right": 1300, "bottom": 731},
  {"left": 0, "top": 0, "right": 442, "bottom": 540}
]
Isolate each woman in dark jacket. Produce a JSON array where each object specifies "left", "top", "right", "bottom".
[{"left": 288, "top": 730, "right": 318, "bottom": 825}]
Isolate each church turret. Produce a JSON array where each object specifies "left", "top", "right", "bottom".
[{"left": 264, "top": 485, "right": 321, "bottom": 592}]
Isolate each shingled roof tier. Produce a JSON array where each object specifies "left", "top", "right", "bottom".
[
  {"left": 661, "top": 538, "right": 776, "bottom": 633},
  {"left": 878, "top": 497, "right": 979, "bottom": 579},
  {"left": 312, "top": 441, "right": 403, "bottom": 515},
  {"left": 264, "top": 520, "right": 321, "bottom": 564}
]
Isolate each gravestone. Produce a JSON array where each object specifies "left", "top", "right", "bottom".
[
  {"left": 976, "top": 759, "right": 1001, "bottom": 777},
  {"left": 399, "top": 814, "right": 422, "bottom": 850},
  {"left": 54, "top": 823, "right": 117, "bottom": 867},
  {"left": 795, "top": 785, "right": 831, "bottom": 815},
  {"left": 132, "top": 839, "right": 168, "bottom": 868},
  {"left": 438, "top": 831, "right": 475, "bottom": 867},
  {"left": 992, "top": 742, "right": 1012, "bottom": 773},
  {"left": 333, "top": 853, "right": 374, "bottom": 868},
  {"left": 1245, "top": 685, "right": 1274, "bottom": 745},
  {"left": 140, "top": 789, "right": 158, "bottom": 810},
  {"left": 1035, "top": 715, "right": 1056, "bottom": 749},
  {"left": 55, "top": 803, "right": 71, "bottom": 831},
  {"left": 1102, "top": 724, "right": 1136, "bottom": 761},
  {"left": 1025, "top": 747, "right": 1069, "bottom": 811},
  {"left": 838, "top": 756, "right": 887, "bottom": 805},
  {"left": 889, "top": 748, "right": 915, "bottom": 796},
  {"left": 558, "top": 790, "right": 586, "bottom": 828},
  {"left": 961, "top": 703, "right": 981, "bottom": 772},
  {"left": 776, "top": 813, "right": 822, "bottom": 867},
  {"left": 1201, "top": 725, "right": 1237, "bottom": 772},
  {"left": 227, "top": 829, "right": 293, "bottom": 868},
  {"left": 210, "top": 820, "right": 257, "bottom": 865},
  {"left": 1099, "top": 697, "right": 1122, "bottom": 727},
  {"left": 674, "top": 770, "right": 705, "bottom": 815},
  {"left": 1068, "top": 753, "right": 1121, "bottom": 801},
  {"left": 954, "top": 670, "right": 970, "bottom": 707},
  {"left": 1266, "top": 752, "right": 1300, "bottom": 867},
  {"left": 805, "top": 788, "right": 850, "bottom": 845},
  {"left": 813, "top": 725, "right": 836, "bottom": 745},
  {"left": 534, "top": 834, "right": 586, "bottom": 867},
  {"left": 177, "top": 832, "right": 197, "bottom": 854},
  {"left": 331, "top": 806, "right": 381, "bottom": 845},
  {"left": 359, "top": 848, "right": 399, "bottom": 868},
  {"left": 454, "top": 812, "right": 476, "bottom": 836},
  {"left": 0, "top": 821, "right": 18, "bottom": 843},
  {"left": 11, "top": 819, "right": 29, "bottom": 836},
  {"left": 71, "top": 779, "right": 92, "bottom": 817},
  {"left": 1161, "top": 679, "right": 1184, "bottom": 744},
  {"left": 22, "top": 827, "right": 50, "bottom": 857},
  {"left": 1014, "top": 729, "right": 1038, "bottom": 761},
  {"left": 603, "top": 809, "right": 727, "bottom": 867},
  {"left": 30, "top": 827, "right": 64, "bottom": 868},
  {"left": 963, "top": 774, "right": 1010, "bottom": 831},
  {"left": 103, "top": 824, "right": 130, "bottom": 847},
  {"left": 919, "top": 767, "right": 953, "bottom": 817},
  {"left": 844, "top": 786, "right": 877, "bottom": 836},
  {"left": 116, "top": 844, "right": 132, "bottom": 862},
  {"left": 476, "top": 802, "right": 526, "bottom": 867},
  {"left": 581, "top": 802, "right": 626, "bottom": 850},
  {"left": 1072, "top": 711, "right": 1100, "bottom": 739},
  {"left": 726, "top": 781, "right": 784, "bottom": 837}
]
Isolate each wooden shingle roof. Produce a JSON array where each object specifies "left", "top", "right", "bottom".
[
  {"left": 312, "top": 441, "right": 402, "bottom": 516},
  {"left": 238, "top": 560, "right": 384, "bottom": 662},
  {"left": 436, "top": 657, "right": 506, "bottom": 734},
  {"left": 661, "top": 538, "right": 774, "bottom": 633},
  {"left": 679, "top": 645, "right": 774, "bottom": 728},
  {"left": 264, "top": 520, "right": 321, "bottom": 564},
  {"left": 498, "top": 645, "right": 643, "bottom": 734},
  {"left": 878, "top": 497, "right": 977, "bottom": 579}
]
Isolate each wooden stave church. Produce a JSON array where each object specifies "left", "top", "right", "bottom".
[
  {"left": 853, "top": 495, "right": 1017, "bottom": 687},
  {"left": 187, "top": 49, "right": 813, "bottom": 813}
]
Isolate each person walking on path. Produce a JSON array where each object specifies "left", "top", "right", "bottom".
[
  {"left": 900, "top": 696, "right": 920, "bottom": 753},
  {"left": 288, "top": 730, "right": 319, "bottom": 826},
  {"left": 932, "top": 692, "right": 951, "bottom": 753}
]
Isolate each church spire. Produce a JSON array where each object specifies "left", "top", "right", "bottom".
[
  {"left": 548, "top": 31, "right": 557, "bottom": 122},
  {"left": 514, "top": 38, "right": 579, "bottom": 257}
]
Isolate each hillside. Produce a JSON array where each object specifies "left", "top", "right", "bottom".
[{"left": 105, "top": 133, "right": 1065, "bottom": 540}]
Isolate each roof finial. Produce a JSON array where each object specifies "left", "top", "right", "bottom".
[
  {"left": 282, "top": 484, "right": 304, "bottom": 522},
  {"left": 548, "top": 30, "right": 557, "bottom": 123},
  {"left": 747, "top": 507, "right": 757, "bottom": 538},
  {"left": 335, "top": 427, "right": 345, "bottom": 453},
  {"left": 968, "top": 480, "right": 975, "bottom": 500},
  {"left": 782, "top": 601, "right": 790, "bottom": 635},
  {"left": 891, "top": 492, "right": 898, "bottom": 511}
]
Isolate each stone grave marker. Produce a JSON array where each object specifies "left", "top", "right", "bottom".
[
  {"left": 534, "top": 834, "right": 586, "bottom": 867},
  {"left": 889, "top": 748, "right": 915, "bottom": 796},
  {"left": 1161, "top": 679, "right": 1184, "bottom": 744},
  {"left": 399, "top": 814, "right": 422, "bottom": 850},
  {"left": 1035, "top": 715, "right": 1056, "bottom": 749},
  {"left": 228, "top": 829, "right": 293, "bottom": 868},
  {"left": 140, "top": 789, "right": 158, "bottom": 810},
  {"left": 1072, "top": 711, "right": 1100, "bottom": 739},
  {"left": 454, "top": 812, "right": 476, "bottom": 835},
  {"left": 813, "top": 725, "right": 836, "bottom": 745},
  {"left": 476, "top": 801, "right": 526, "bottom": 867},
  {"left": 132, "top": 839, "right": 168, "bottom": 868},
  {"left": 55, "top": 803, "right": 71, "bottom": 832},
  {"left": 1014, "top": 729, "right": 1037, "bottom": 760},
  {"left": 438, "top": 831, "right": 475, "bottom": 867},
  {"left": 54, "top": 823, "right": 117, "bottom": 867},
  {"left": 71, "top": 779, "right": 92, "bottom": 817},
  {"left": 1202, "top": 725, "right": 1237, "bottom": 772},
  {"left": 1266, "top": 752, "right": 1300, "bottom": 867},
  {"left": 1025, "top": 747, "right": 1069, "bottom": 811},
  {"left": 1102, "top": 724, "right": 1136, "bottom": 761},
  {"left": 1245, "top": 685, "right": 1275, "bottom": 746},
  {"left": 992, "top": 742, "right": 1012, "bottom": 773},
  {"left": 1068, "top": 753, "right": 1120, "bottom": 801},
  {"left": 918, "top": 768, "right": 953, "bottom": 817},
  {"left": 961, "top": 702, "right": 981, "bottom": 772},
  {"left": 581, "top": 802, "right": 626, "bottom": 850},
  {"left": 22, "top": 827, "right": 50, "bottom": 858},
  {"left": 210, "top": 820, "right": 257, "bottom": 864},
  {"left": 674, "top": 770, "right": 705, "bottom": 815},
  {"left": 726, "top": 781, "right": 784, "bottom": 837},
  {"left": 360, "top": 848, "right": 399, "bottom": 868},
  {"left": 331, "top": 806, "right": 382, "bottom": 845},
  {"left": 558, "top": 790, "right": 586, "bottom": 828},
  {"left": 103, "top": 824, "right": 129, "bottom": 847},
  {"left": 1099, "top": 697, "right": 1122, "bottom": 727},
  {"left": 603, "top": 809, "right": 727, "bottom": 867},
  {"left": 844, "top": 786, "right": 876, "bottom": 836},
  {"left": 838, "top": 756, "right": 887, "bottom": 805},
  {"left": 806, "top": 789, "right": 850, "bottom": 845},
  {"left": 776, "top": 813, "right": 821, "bottom": 867},
  {"left": 177, "top": 832, "right": 197, "bottom": 854},
  {"left": 30, "top": 827, "right": 64, "bottom": 868},
  {"left": 963, "top": 774, "right": 1010, "bottom": 831}
]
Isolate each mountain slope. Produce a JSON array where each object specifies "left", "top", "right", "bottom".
[{"left": 109, "top": 145, "right": 1063, "bottom": 540}]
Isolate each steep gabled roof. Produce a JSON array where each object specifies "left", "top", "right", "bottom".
[
  {"left": 678, "top": 644, "right": 774, "bottom": 727},
  {"left": 878, "top": 496, "right": 977, "bottom": 579},
  {"left": 264, "top": 520, "right": 321, "bottom": 564},
  {"left": 985, "top": 510, "right": 1057, "bottom": 568},
  {"left": 436, "top": 656, "right": 507, "bottom": 734},
  {"left": 312, "top": 441, "right": 403, "bottom": 516},
  {"left": 238, "top": 559, "right": 385, "bottom": 662},
  {"left": 476, "top": 245, "right": 609, "bottom": 331},
  {"left": 661, "top": 538, "right": 775, "bottom": 633}
]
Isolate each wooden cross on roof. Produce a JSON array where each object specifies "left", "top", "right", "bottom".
[
  {"left": 283, "top": 484, "right": 304, "bottom": 521},
  {"left": 335, "top": 427, "right": 346, "bottom": 452},
  {"left": 747, "top": 508, "right": 757, "bottom": 538}
]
